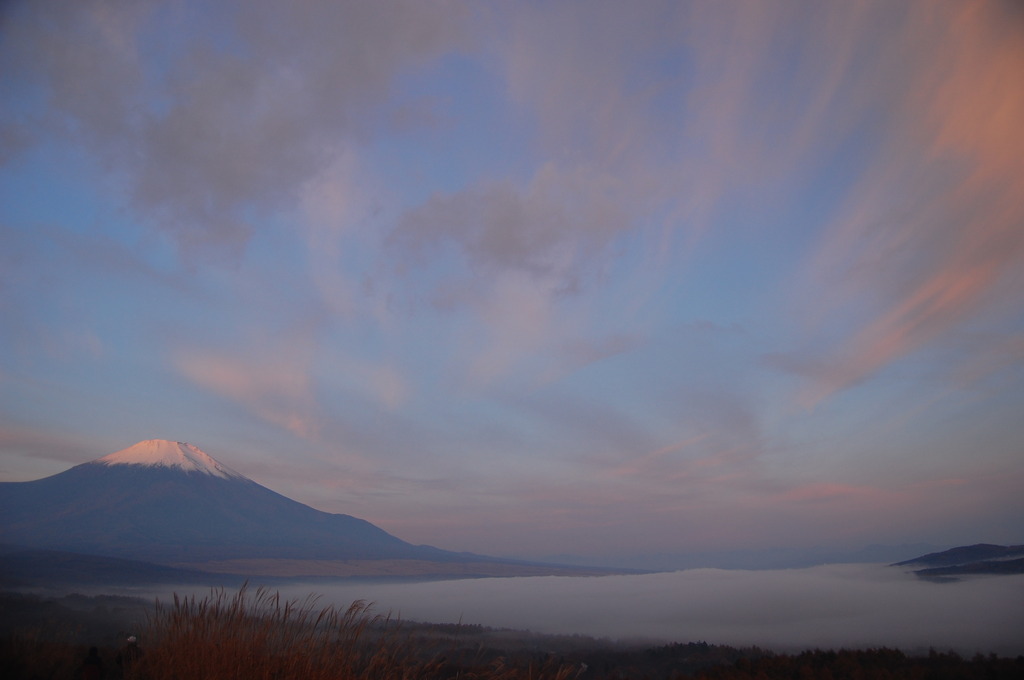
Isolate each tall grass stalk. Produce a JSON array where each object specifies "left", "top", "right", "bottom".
[{"left": 133, "top": 583, "right": 438, "bottom": 680}]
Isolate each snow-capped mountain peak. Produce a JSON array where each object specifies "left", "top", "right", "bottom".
[{"left": 95, "top": 439, "right": 244, "bottom": 479}]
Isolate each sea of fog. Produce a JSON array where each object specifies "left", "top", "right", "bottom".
[{"left": 141, "top": 564, "right": 1024, "bottom": 655}]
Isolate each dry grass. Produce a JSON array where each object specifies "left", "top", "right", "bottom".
[
  {"left": 130, "top": 584, "right": 420, "bottom": 679},
  {"left": 124, "top": 584, "right": 580, "bottom": 680}
]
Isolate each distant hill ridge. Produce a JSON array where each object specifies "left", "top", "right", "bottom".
[
  {"left": 893, "top": 543, "right": 1024, "bottom": 568},
  {"left": 893, "top": 543, "right": 1024, "bottom": 580}
]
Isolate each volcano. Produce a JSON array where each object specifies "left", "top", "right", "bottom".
[{"left": 0, "top": 440, "right": 471, "bottom": 565}]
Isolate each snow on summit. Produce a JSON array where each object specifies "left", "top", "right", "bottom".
[{"left": 96, "top": 439, "right": 244, "bottom": 479}]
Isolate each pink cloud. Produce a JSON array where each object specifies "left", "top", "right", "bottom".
[
  {"left": 795, "top": 0, "right": 1024, "bottom": 405},
  {"left": 605, "top": 434, "right": 710, "bottom": 478},
  {"left": 176, "top": 349, "right": 318, "bottom": 438},
  {"left": 777, "top": 482, "right": 885, "bottom": 504}
]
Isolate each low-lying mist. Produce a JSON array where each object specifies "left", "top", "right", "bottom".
[{"left": 147, "top": 565, "right": 1023, "bottom": 655}]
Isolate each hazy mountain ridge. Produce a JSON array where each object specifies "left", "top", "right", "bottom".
[
  {"left": 0, "top": 440, "right": 620, "bottom": 583},
  {"left": 0, "top": 440, "right": 487, "bottom": 566},
  {"left": 0, "top": 460, "right": 445, "bottom": 563},
  {"left": 910, "top": 558, "right": 1024, "bottom": 578},
  {"left": 893, "top": 543, "right": 1024, "bottom": 580},
  {"left": 0, "top": 546, "right": 244, "bottom": 588},
  {"left": 544, "top": 542, "right": 949, "bottom": 572},
  {"left": 893, "top": 543, "right": 1024, "bottom": 568}
]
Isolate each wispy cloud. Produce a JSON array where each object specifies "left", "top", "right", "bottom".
[
  {"left": 789, "top": 0, "right": 1024, "bottom": 405},
  {"left": 176, "top": 347, "right": 318, "bottom": 438},
  {"left": 3, "top": 0, "right": 467, "bottom": 259},
  {"left": 0, "top": 425, "right": 120, "bottom": 479}
]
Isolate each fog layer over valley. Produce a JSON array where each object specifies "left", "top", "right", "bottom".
[{"left": 142, "top": 565, "right": 1023, "bottom": 656}]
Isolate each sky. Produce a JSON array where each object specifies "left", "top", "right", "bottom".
[{"left": 1, "top": 0, "right": 1023, "bottom": 565}]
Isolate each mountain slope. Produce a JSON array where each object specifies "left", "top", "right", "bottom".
[
  {"left": 893, "top": 543, "right": 1024, "bottom": 568},
  {"left": 0, "top": 440, "right": 473, "bottom": 564},
  {"left": 892, "top": 543, "right": 1024, "bottom": 580},
  {"left": 912, "top": 557, "right": 1024, "bottom": 578},
  {"left": 0, "top": 547, "right": 244, "bottom": 588}
]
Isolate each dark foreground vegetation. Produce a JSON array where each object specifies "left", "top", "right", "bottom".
[{"left": 1, "top": 587, "right": 1021, "bottom": 680}]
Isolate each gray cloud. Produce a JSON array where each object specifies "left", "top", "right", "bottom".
[
  {"left": 389, "top": 167, "right": 635, "bottom": 297},
  {"left": 1, "top": 0, "right": 467, "bottom": 258}
]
